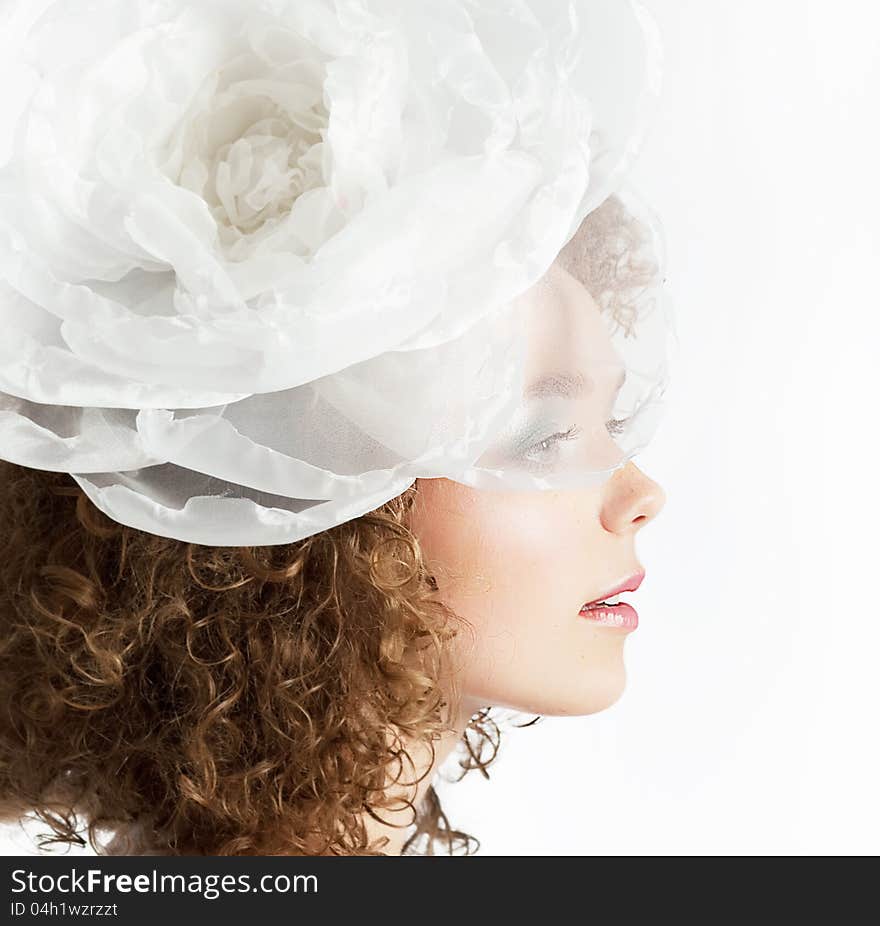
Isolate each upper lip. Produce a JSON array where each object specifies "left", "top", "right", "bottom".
[{"left": 582, "top": 570, "right": 645, "bottom": 607}]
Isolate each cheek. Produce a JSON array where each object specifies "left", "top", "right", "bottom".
[
  {"left": 414, "top": 483, "right": 592, "bottom": 640},
  {"left": 471, "top": 497, "right": 587, "bottom": 626},
  {"left": 411, "top": 480, "right": 628, "bottom": 716}
]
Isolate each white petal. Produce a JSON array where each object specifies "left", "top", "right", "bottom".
[
  {"left": 72, "top": 464, "right": 415, "bottom": 547},
  {"left": 0, "top": 392, "right": 161, "bottom": 472}
]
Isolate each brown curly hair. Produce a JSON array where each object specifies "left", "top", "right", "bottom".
[{"left": 0, "top": 461, "right": 507, "bottom": 856}]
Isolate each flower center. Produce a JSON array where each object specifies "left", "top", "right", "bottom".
[{"left": 174, "top": 63, "right": 329, "bottom": 251}]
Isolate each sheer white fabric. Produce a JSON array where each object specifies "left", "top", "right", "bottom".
[{"left": 0, "top": 0, "right": 672, "bottom": 545}]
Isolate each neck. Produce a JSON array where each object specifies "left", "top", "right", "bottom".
[{"left": 361, "top": 696, "right": 485, "bottom": 856}]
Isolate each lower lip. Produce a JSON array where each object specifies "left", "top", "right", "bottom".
[{"left": 578, "top": 602, "right": 639, "bottom": 631}]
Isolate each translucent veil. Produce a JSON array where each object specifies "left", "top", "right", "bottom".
[{"left": 0, "top": 0, "right": 674, "bottom": 545}]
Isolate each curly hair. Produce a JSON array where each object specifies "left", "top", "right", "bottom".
[
  {"left": 557, "top": 192, "right": 663, "bottom": 338},
  {"left": 0, "top": 461, "right": 506, "bottom": 856}
]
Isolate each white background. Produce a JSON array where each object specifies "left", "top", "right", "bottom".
[{"left": 3, "top": 0, "right": 879, "bottom": 855}]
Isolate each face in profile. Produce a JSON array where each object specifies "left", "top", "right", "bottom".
[{"left": 409, "top": 260, "right": 666, "bottom": 718}]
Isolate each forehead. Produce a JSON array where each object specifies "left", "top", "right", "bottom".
[{"left": 516, "top": 261, "right": 623, "bottom": 390}]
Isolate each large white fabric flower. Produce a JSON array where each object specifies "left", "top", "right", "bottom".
[{"left": 0, "top": 0, "right": 665, "bottom": 545}]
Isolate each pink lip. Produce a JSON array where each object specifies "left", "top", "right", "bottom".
[
  {"left": 579, "top": 602, "right": 639, "bottom": 631},
  {"left": 578, "top": 570, "right": 645, "bottom": 632},
  {"left": 582, "top": 570, "right": 645, "bottom": 607}
]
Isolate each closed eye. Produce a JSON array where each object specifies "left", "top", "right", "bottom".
[
  {"left": 525, "top": 416, "right": 631, "bottom": 462},
  {"left": 522, "top": 425, "right": 581, "bottom": 462}
]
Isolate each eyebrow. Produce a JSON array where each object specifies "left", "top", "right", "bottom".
[{"left": 524, "top": 369, "right": 625, "bottom": 401}]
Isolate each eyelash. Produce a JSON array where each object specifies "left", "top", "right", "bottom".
[
  {"left": 527, "top": 424, "right": 581, "bottom": 457},
  {"left": 606, "top": 416, "right": 629, "bottom": 437},
  {"left": 525, "top": 417, "right": 631, "bottom": 459}
]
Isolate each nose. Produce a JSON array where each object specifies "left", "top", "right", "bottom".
[{"left": 600, "top": 462, "right": 666, "bottom": 535}]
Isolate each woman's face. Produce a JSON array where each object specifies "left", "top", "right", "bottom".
[{"left": 409, "top": 262, "right": 666, "bottom": 717}]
